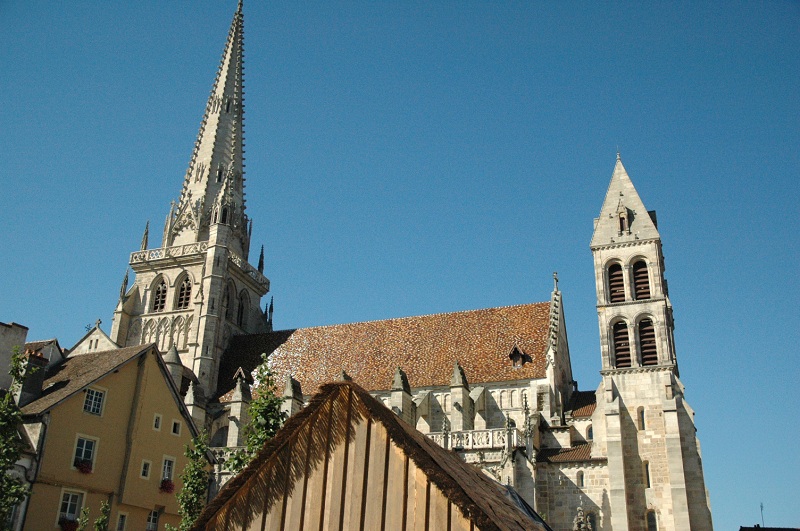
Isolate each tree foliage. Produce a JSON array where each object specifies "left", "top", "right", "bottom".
[
  {"left": 174, "top": 432, "right": 211, "bottom": 531},
  {"left": 225, "top": 354, "right": 284, "bottom": 474},
  {"left": 92, "top": 501, "right": 110, "bottom": 531},
  {"left": 0, "top": 347, "right": 31, "bottom": 528}
]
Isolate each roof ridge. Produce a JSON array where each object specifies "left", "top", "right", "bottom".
[{"left": 266, "top": 301, "right": 550, "bottom": 333}]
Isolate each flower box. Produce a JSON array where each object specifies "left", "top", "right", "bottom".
[
  {"left": 74, "top": 459, "right": 92, "bottom": 474},
  {"left": 159, "top": 478, "right": 175, "bottom": 493},
  {"left": 59, "top": 518, "right": 78, "bottom": 531}
]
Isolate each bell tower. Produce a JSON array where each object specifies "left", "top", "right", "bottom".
[
  {"left": 590, "top": 156, "right": 712, "bottom": 531},
  {"left": 110, "top": 1, "right": 270, "bottom": 400}
]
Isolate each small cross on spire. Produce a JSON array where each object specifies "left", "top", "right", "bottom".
[{"left": 553, "top": 271, "right": 559, "bottom": 291}]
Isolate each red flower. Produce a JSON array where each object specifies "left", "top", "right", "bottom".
[
  {"left": 159, "top": 478, "right": 175, "bottom": 493},
  {"left": 59, "top": 518, "right": 78, "bottom": 531},
  {"left": 74, "top": 459, "right": 92, "bottom": 474}
]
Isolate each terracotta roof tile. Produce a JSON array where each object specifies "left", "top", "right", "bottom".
[
  {"left": 219, "top": 302, "right": 551, "bottom": 396},
  {"left": 536, "top": 443, "right": 604, "bottom": 464},
  {"left": 568, "top": 390, "right": 597, "bottom": 418},
  {"left": 21, "top": 344, "right": 153, "bottom": 416}
]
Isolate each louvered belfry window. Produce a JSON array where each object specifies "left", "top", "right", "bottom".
[
  {"left": 152, "top": 281, "right": 167, "bottom": 312},
  {"left": 613, "top": 321, "right": 631, "bottom": 368},
  {"left": 633, "top": 261, "right": 651, "bottom": 300},
  {"left": 639, "top": 319, "right": 658, "bottom": 366},
  {"left": 177, "top": 278, "right": 192, "bottom": 310},
  {"left": 608, "top": 264, "right": 625, "bottom": 303}
]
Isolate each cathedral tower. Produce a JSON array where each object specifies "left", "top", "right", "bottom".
[
  {"left": 110, "top": 2, "right": 270, "bottom": 400},
  {"left": 590, "top": 156, "right": 712, "bottom": 530}
]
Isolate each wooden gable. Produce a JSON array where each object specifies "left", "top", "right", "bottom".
[{"left": 192, "top": 382, "right": 549, "bottom": 531}]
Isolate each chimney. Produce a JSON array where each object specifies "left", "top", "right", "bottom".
[{"left": 16, "top": 353, "right": 48, "bottom": 407}]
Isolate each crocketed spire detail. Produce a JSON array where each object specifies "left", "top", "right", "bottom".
[{"left": 164, "top": 2, "right": 249, "bottom": 255}]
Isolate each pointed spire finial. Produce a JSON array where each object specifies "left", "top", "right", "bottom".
[
  {"left": 257, "top": 245, "right": 264, "bottom": 273},
  {"left": 140, "top": 221, "right": 149, "bottom": 250},
  {"left": 119, "top": 268, "right": 129, "bottom": 301},
  {"left": 553, "top": 271, "right": 559, "bottom": 292},
  {"left": 238, "top": 0, "right": 244, "bottom": 14}
]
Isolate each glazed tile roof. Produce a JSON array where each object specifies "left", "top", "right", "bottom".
[
  {"left": 219, "top": 302, "right": 552, "bottom": 397},
  {"left": 21, "top": 344, "right": 152, "bottom": 416},
  {"left": 536, "top": 443, "right": 605, "bottom": 464},
  {"left": 568, "top": 390, "right": 597, "bottom": 418}
]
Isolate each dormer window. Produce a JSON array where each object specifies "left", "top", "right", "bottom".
[{"left": 508, "top": 346, "right": 530, "bottom": 368}]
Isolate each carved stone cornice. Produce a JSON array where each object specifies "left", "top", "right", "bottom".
[
  {"left": 590, "top": 238, "right": 659, "bottom": 252},
  {"left": 600, "top": 364, "right": 676, "bottom": 376}
]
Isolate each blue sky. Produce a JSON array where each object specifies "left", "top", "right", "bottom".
[{"left": 1, "top": 1, "right": 798, "bottom": 528}]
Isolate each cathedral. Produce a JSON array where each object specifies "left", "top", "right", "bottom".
[{"left": 100, "top": 3, "right": 713, "bottom": 530}]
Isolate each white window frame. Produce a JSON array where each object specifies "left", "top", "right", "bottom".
[
  {"left": 115, "top": 512, "right": 128, "bottom": 531},
  {"left": 57, "top": 488, "right": 85, "bottom": 526},
  {"left": 140, "top": 459, "right": 152, "bottom": 479},
  {"left": 73, "top": 434, "right": 98, "bottom": 470},
  {"left": 153, "top": 413, "right": 162, "bottom": 431},
  {"left": 146, "top": 510, "right": 159, "bottom": 531},
  {"left": 83, "top": 386, "right": 107, "bottom": 416},
  {"left": 162, "top": 456, "right": 176, "bottom": 481},
  {"left": 171, "top": 419, "right": 182, "bottom": 436}
]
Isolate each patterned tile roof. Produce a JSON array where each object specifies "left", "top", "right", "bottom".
[
  {"left": 21, "top": 344, "right": 152, "bottom": 416},
  {"left": 568, "top": 390, "right": 597, "bottom": 418},
  {"left": 536, "top": 443, "right": 605, "bottom": 464},
  {"left": 219, "top": 302, "right": 551, "bottom": 396}
]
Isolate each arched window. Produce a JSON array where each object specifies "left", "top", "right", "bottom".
[
  {"left": 176, "top": 277, "right": 192, "bottom": 310},
  {"left": 646, "top": 510, "right": 658, "bottom": 531},
  {"left": 637, "top": 407, "right": 646, "bottom": 430},
  {"left": 633, "top": 260, "right": 651, "bottom": 300},
  {"left": 608, "top": 263, "right": 625, "bottom": 303},
  {"left": 510, "top": 390, "right": 518, "bottom": 408},
  {"left": 587, "top": 425, "right": 593, "bottom": 441},
  {"left": 577, "top": 471, "right": 585, "bottom": 487},
  {"left": 443, "top": 394, "right": 451, "bottom": 412},
  {"left": 639, "top": 319, "right": 658, "bottom": 366},
  {"left": 643, "top": 461, "right": 651, "bottom": 488},
  {"left": 152, "top": 281, "right": 167, "bottom": 312},
  {"left": 612, "top": 321, "right": 631, "bottom": 368},
  {"left": 237, "top": 291, "right": 249, "bottom": 327},
  {"left": 224, "top": 284, "right": 236, "bottom": 321},
  {"left": 499, "top": 390, "right": 507, "bottom": 409},
  {"left": 587, "top": 513, "right": 597, "bottom": 530}
]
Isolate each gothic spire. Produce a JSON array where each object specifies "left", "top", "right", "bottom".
[
  {"left": 140, "top": 221, "right": 149, "bottom": 250},
  {"left": 169, "top": 2, "right": 248, "bottom": 252}
]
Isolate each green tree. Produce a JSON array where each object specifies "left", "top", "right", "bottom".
[
  {"left": 92, "top": 501, "right": 110, "bottom": 531},
  {"left": 225, "top": 354, "right": 284, "bottom": 474},
  {"left": 0, "top": 347, "right": 31, "bottom": 529},
  {"left": 174, "top": 432, "right": 211, "bottom": 531},
  {"left": 75, "top": 506, "right": 90, "bottom": 531}
]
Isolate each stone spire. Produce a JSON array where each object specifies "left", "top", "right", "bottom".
[
  {"left": 166, "top": 1, "right": 249, "bottom": 254},
  {"left": 590, "top": 155, "right": 660, "bottom": 248}
]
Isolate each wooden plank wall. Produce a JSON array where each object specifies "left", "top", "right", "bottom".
[{"left": 242, "top": 414, "right": 475, "bottom": 531}]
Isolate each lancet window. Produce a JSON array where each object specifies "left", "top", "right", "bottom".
[
  {"left": 176, "top": 278, "right": 192, "bottom": 310},
  {"left": 608, "top": 263, "right": 625, "bottom": 303},
  {"left": 612, "top": 321, "right": 631, "bottom": 368},
  {"left": 639, "top": 319, "right": 658, "bottom": 365},
  {"left": 633, "top": 260, "right": 651, "bottom": 300},
  {"left": 152, "top": 281, "right": 167, "bottom": 312}
]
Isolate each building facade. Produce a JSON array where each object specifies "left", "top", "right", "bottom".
[{"left": 93, "top": 3, "right": 712, "bottom": 530}]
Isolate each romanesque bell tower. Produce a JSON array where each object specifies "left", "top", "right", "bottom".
[
  {"left": 110, "top": 2, "right": 270, "bottom": 400},
  {"left": 590, "top": 156, "right": 712, "bottom": 530}
]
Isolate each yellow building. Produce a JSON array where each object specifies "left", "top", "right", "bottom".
[{"left": 18, "top": 344, "right": 205, "bottom": 531}]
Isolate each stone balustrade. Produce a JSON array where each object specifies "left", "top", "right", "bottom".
[
  {"left": 228, "top": 251, "right": 269, "bottom": 288},
  {"left": 130, "top": 242, "right": 209, "bottom": 263},
  {"left": 427, "top": 427, "right": 524, "bottom": 450}
]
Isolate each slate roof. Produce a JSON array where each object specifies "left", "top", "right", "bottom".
[
  {"left": 536, "top": 443, "right": 605, "bottom": 464},
  {"left": 568, "top": 390, "right": 597, "bottom": 418},
  {"left": 21, "top": 344, "right": 153, "bottom": 416},
  {"left": 218, "top": 302, "right": 552, "bottom": 397},
  {"left": 23, "top": 339, "right": 58, "bottom": 353},
  {"left": 192, "top": 381, "right": 551, "bottom": 531}
]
